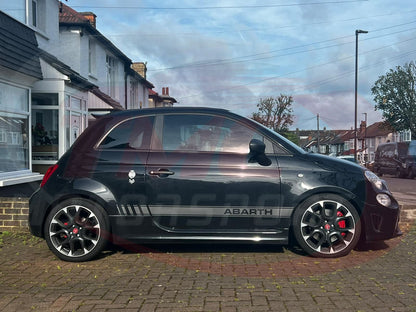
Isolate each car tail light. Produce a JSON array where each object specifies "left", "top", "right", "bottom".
[{"left": 41, "top": 164, "right": 58, "bottom": 187}]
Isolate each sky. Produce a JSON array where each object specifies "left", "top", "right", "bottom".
[{"left": 66, "top": 0, "right": 416, "bottom": 130}]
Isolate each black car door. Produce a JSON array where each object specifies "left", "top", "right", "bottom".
[
  {"left": 145, "top": 113, "right": 282, "bottom": 234},
  {"left": 92, "top": 115, "right": 154, "bottom": 215}
]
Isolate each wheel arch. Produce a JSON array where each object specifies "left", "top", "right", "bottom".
[
  {"left": 40, "top": 179, "right": 119, "bottom": 238},
  {"left": 288, "top": 187, "right": 365, "bottom": 242},
  {"left": 289, "top": 187, "right": 362, "bottom": 223}
]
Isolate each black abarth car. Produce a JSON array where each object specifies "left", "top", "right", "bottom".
[{"left": 29, "top": 107, "right": 401, "bottom": 261}]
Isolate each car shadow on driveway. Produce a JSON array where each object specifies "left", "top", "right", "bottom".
[
  {"left": 108, "top": 242, "right": 287, "bottom": 255},
  {"left": 102, "top": 239, "right": 391, "bottom": 259}
]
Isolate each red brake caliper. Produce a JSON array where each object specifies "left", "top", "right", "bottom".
[{"left": 337, "top": 211, "right": 346, "bottom": 236}]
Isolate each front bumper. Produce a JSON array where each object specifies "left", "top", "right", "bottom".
[{"left": 361, "top": 193, "right": 402, "bottom": 242}]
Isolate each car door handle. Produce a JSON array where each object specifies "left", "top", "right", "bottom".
[{"left": 149, "top": 169, "right": 175, "bottom": 177}]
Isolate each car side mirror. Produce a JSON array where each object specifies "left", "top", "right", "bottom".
[
  {"left": 249, "top": 139, "right": 266, "bottom": 155},
  {"left": 249, "top": 139, "right": 271, "bottom": 166}
]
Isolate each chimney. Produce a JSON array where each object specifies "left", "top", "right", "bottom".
[
  {"left": 359, "top": 120, "right": 366, "bottom": 133},
  {"left": 80, "top": 12, "right": 97, "bottom": 28},
  {"left": 132, "top": 62, "right": 147, "bottom": 79},
  {"left": 161, "top": 87, "right": 170, "bottom": 96}
]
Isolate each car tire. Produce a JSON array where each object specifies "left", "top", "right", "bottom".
[
  {"left": 44, "top": 198, "right": 110, "bottom": 262},
  {"left": 408, "top": 167, "right": 415, "bottom": 179},
  {"left": 395, "top": 168, "right": 403, "bottom": 178},
  {"left": 292, "top": 193, "right": 361, "bottom": 258}
]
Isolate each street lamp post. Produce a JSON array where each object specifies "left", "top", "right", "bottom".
[
  {"left": 362, "top": 112, "right": 367, "bottom": 165},
  {"left": 354, "top": 29, "right": 368, "bottom": 162}
]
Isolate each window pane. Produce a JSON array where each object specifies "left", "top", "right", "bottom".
[
  {"left": 32, "top": 0, "right": 37, "bottom": 27},
  {"left": 71, "top": 97, "right": 81, "bottom": 110},
  {"left": 0, "top": 114, "right": 29, "bottom": 172},
  {"left": 162, "top": 114, "right": 264, "bottom": 153},
  {"left": 32, "top": 93, "right": 59, "bottom": 106},
  {"left": 99, "top": 116, "right": 154, "bottom": 150},
  {"left": 32, "top": 110, "right": 59, "bottom": 160},
  {"left": 0, "top": 81, "right": 29, "bottom": 112},
  {"left": 65, "top": 110, "right": 70, "bottom": 150}
]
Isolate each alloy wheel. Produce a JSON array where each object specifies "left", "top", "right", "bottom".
[
  {"left": 293, "top": 195, "right": 361, "bottom": 257},
  {"left": 48, "top": 204, "right": 101, "bottom": 259}
]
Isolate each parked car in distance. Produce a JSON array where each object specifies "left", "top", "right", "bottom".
[
  {"left": 29, "top": 107, "right": 401, "bottom": 262},
  {"left": 374, "top": 141, "right": 416, "bottom": 178},
  {"left": 406, "top": 140, "right": 416, "bottom": 178}
]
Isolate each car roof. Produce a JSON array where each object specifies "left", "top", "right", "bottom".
[{"left": 105, "top": 106, "right": 232, "bottom": 118}]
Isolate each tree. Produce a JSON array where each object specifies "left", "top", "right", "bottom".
[
  {"left": 371, "top": 61, "right": 416, "bottom": 138},
  {"left": 251, "top": 94, "right": 294, "bottom": 132},
  {"left": 281, "top": 131, "right": 299, "bottom": 145}
]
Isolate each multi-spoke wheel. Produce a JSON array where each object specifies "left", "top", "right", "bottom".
[
  {"left": 292, "top": 194, "right": 361, "bottom": 258},
  {"left": 44, "top": 198, "right": 109, "bottom": 262}
]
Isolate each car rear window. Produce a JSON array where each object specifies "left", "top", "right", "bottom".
[{"left": 98, "top": 116, "right": 154, "bottom": 150}]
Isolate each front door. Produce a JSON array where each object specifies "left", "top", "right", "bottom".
[{"left": 146, "top": 113, "right": 281, "bottom": 234}]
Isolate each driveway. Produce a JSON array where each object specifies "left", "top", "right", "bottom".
[
  {"left": 0, "top": 211, "right": 415, "bottom": 311},
  {"left": 0, "top": 178, "right": 414, "bottom": 311}
]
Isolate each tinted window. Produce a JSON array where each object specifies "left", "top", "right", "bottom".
[
  {"left": 162, "top": 114, "right": 270, "bottom": 153},
  {"left": 409, "top": 141, "right": 416, "bottom": 156},
  {"left": 99, "top": 116, "right": 154, "bottom": 150}
]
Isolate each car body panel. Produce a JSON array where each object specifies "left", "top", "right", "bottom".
[{"left": 146, "top": 150, "right": 281, "bottom": 233}]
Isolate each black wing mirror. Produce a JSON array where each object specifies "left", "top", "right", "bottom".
[
  {"left": 249, "top": 139, "right": 266, "bottom": 154},
  {"left": 249, "top": 139, "right": 271, "bottom": 166}
]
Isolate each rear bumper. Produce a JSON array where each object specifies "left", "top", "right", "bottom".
[{"left": 28, "top": 188, "right": 49, "bottom": 238}]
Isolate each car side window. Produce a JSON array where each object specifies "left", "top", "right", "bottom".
[
  {"left": 98, "top": 116, "right": 154, "bottom": 150},
  {"left": 162, "top": 114, "right": 272, "bottom": 154}
]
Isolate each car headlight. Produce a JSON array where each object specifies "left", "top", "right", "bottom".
[{"left": 364, "top": 170, "right": 384, "bottom": 191}]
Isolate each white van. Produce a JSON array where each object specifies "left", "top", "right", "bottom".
[{"left": 374, "top": 141, "right": 416, "bottom": 178}]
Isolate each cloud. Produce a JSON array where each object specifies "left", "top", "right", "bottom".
[
  {"left": 68, "top": 0, "right": 416, "bottom": 131},
  {"left": 294, "top": 92, "right": 381, "bottom": 130}
]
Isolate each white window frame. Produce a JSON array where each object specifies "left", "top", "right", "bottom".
[
  {"left": 64, "top": 94, "right": 88, "bottom": 150},
  {"left": 106, "top": 55, "right": 117, "bottom": 98},
  {"left": 0, "top": 80, "right": 31, "bottom": 178},
  {"left": 88, "top": 40, "right": 97, "bottom": 76},
  {"left": 31, "top": 0, "right": 37, "bottom": 27}
]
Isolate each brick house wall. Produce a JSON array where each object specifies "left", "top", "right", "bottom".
[{"left": 0, "top": 198, "right": 29, "bottom": 232}]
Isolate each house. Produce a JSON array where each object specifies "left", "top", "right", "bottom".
[
  {"left": 294, "top": 120, "right": 404, "bottom": 166},
  {"left": 297, "top": 128, "right": 349, "bottom": 155},
  {"left": 149, "top": 87, "right": 177, "bottom": 108},
  {"left": 57, "top": 3, "right": 154, "bottom": 114},
  {"left": 359, "top": 121, "right": 396, "bottom": 164},
  {"left": 0, "top": 0, "right": 156, "bottom": 184},
  {"left": 0, "top": 10, "right": 44, "bottom": 185}
]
